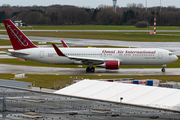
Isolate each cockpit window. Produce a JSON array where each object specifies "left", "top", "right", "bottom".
[{"left": 169, "top": 53, "right": 174, "bottom": 56}]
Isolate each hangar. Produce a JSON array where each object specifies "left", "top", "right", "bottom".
[{"left": 55, "top": 79, "right": 180, "bottom": 111}]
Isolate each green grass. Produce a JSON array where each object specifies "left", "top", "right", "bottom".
[
  {"left": 0, "top": 23, "right": 4, "bottom": 27},
  {"left": 0, "top": 39, "right": 11, "bottom": 46},
  {"left": 20, "top": 32, "right": 180, "bottom": 42},
  {"left": 0, "top": 39, "right": 62, "bottom": 46},
  {"left": 1, "top": 24, "right": 180, "bottom": 30},
  {"left": 0, "top": 74, "right": 180, "bottom": 88},
  {"left": 1, "top": 31, "right": 180, "bottom": 42},
  {"left": 0, "top": 58, "right": 86, "bottom": 68}
]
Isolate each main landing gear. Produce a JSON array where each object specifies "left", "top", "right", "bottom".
[
  {"left": 86, "top": 67, "right": 95, "bottom": 73},
  {"left": 86, "top": 63, "right": 95, "bottom": 73},
  {"left": 161, "top": 64, "right": 166, "bottom": 72}
]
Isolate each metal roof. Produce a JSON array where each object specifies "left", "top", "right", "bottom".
[{"left": 55, "top": 80, "right": 180, "bottom": 111}]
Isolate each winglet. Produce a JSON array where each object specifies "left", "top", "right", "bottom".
[
  {"left": 52, "top": 44, "right": 65, "bottom": 56},
  {"left": 61, "top": 40, "right": 69, "bottom": 48}
]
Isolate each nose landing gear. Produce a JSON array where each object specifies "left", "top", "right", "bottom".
[{"left": 162, "top": 64, "right": 166, "bottom": 72}]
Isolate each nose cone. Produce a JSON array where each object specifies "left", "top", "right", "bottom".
[{"left": 173, "top": 55, "right": 178, "bottom": 62}]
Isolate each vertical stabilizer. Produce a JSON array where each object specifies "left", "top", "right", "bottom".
[{"left": 3, "top": 19, "right": 37, "bottom": 50}]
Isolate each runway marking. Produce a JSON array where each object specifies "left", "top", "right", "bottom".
[
  {"left": 6, "top": 117, "right": 23, "bottom": 120},
  {"left": 35, "top": 71, "right": 56, "bottom": 74}
]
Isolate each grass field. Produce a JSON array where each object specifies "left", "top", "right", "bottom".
[
  {"left": 1, "top": 74, "right": 180, "bottom": 89},
  {"left": 1, "top": 24, "right": 180, "bottom": 30},
  {"left": 0, "top": 39, "right": 12, "bottom": 46},
  {"left": 23, "top": 31, "right": 180, "bottom": 42},
  {"left": 1, "top": 24, "right": 180, "bottom": 42},
  {"left": 1, "top": 31, "right": 180, "bottom": 42}
]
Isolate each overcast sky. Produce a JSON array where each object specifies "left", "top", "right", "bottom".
[{"left": 2, "top": 0, "right": 180, "bottom": 8}]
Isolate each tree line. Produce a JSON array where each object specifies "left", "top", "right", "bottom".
[{"left": 0, "top": 4, "right": 180, "bottom": 26}]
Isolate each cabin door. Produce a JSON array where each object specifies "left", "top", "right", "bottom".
[
  {"left": 40, "top": 51, "right": 44, "bottom": 58},
  {"left": 158, "top": 52, "right": 162, "bottom": 59}
]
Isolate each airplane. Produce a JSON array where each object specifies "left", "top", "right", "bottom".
[
  {"left": 61, "top": 40, "right": 69, "bottom": 48},
  {"left": 3, "top": 19, "right": 178, "bottom": 73}
]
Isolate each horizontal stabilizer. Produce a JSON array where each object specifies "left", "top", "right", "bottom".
[{"left": 7, "top": 50, "right": 29, "bottom": 56}]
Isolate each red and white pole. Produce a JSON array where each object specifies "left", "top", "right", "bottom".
[{"left": 154, "top": 15, "right": 156, "bottom": 34}]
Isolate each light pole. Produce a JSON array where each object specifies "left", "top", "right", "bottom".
[
  {"left": 120, "top": 97, "right": 123, "bottom": 102},
  {"left": 146, "top": 0, "right": 147, "bottom": 12},
  {"left": 160, "top": 0, "right": 161, "bottom": 12},
  {"left": 112, "top": 0, "right": 117, "bottom": 13}
]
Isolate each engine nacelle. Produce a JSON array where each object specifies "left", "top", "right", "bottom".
[{"left": 105, "top": 60, "right": 119, "bottom": 69}]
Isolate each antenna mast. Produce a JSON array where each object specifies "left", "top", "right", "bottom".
[
  {"left": 146, "top": 0, "right": 147, "bottom": 12},
  {"left": 160, "top": 0, "right": 161, "bottom": 12},
  {"left": 112, "top": 0, "right": 117, "bottom": 13}
]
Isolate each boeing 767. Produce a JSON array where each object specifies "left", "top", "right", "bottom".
[{"left": 3, "top": 19, "right": 178, "bottom": 73}]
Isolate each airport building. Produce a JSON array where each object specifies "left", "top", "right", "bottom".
[{"left": 1, "top": 79, "right": 180, "bottom": 119}]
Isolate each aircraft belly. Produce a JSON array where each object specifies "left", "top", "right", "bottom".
[
  {"left": 19, "top": 54, "right": 38, "bottom": 62},
  {"left": 54, "top": 57, "right": 75, "bottom": 65}
]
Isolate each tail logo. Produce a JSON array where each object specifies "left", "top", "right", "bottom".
[{"left": 6, "top": 23, "right": 28, "bottom": 46}]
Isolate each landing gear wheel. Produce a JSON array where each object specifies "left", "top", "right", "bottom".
[
  {"left": 86, "top": 63, "right": 95, "bottom": 73},
  {"left": 162, "top": 68, "right": 165, "bottom": 72},
  {"left": 90, "top": 67, "right": 95, "bottom": 73},
  {"left": 86, "top": 67, "right": 95, "bottom": 73},
  {"left": 162, "top": 64, "right": 166, "bottom": 72},
  {"left": 86, "top": 67, "right": 91, "bottom": 72}
]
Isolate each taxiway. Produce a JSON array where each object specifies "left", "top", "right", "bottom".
[{"left": 0, "top": 64, "right": 179, "bottom": 76}]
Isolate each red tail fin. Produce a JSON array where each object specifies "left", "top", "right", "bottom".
[{"left": 3, "top": 19, "right": 37, "bottom": 50}]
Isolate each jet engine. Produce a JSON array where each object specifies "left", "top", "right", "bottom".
[
  {"left": 105, "top": 60, "right": 119, "bottom": 69},
  {"left": 97, "top": 60, "right": 120, "bottom": 69}
]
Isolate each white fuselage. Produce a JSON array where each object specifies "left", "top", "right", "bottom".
[{"left": 9, "top": 47, "right": 178, "bottom": 66}]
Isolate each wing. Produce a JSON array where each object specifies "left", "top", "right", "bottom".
[
  {"left": 52, "top": 44, "right": 105, "bottom": 65},
  {"left": 61, "top": 40, "right": 69, "bottom": 48},
  {"left": 67, "top": 56, "right": 104, "bottom": 64}
]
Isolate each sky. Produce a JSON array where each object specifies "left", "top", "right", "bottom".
[{"left": 1, "top": 0, "right": 180, "bottom": 8}]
